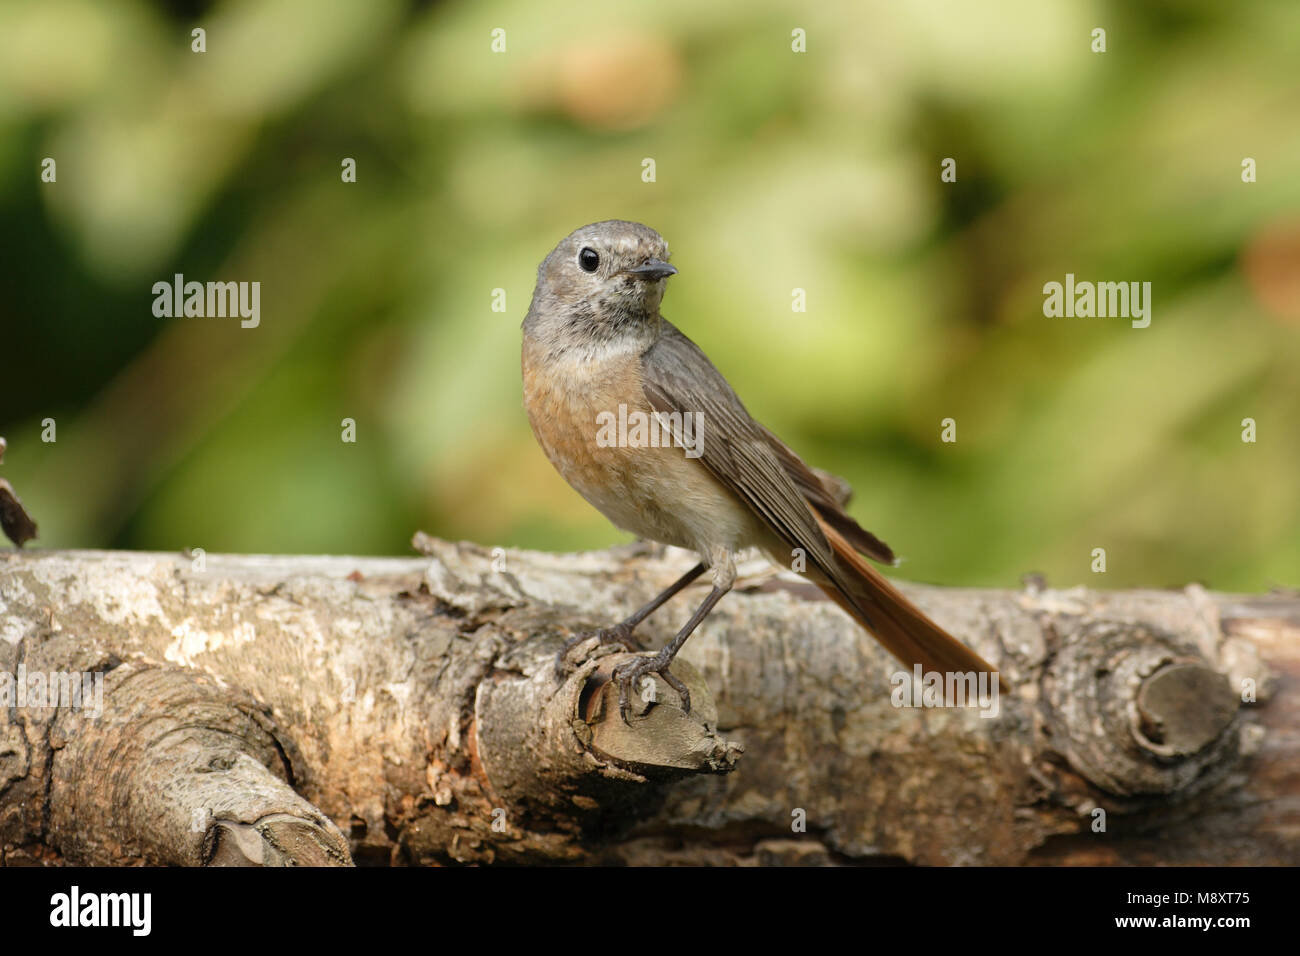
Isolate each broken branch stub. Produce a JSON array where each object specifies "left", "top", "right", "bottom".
[
  {"left": 1041, "top": 620, "right": 1242, "bottom": 800},
  {"left": 48, "top": 663, "right": 351, "bottom": 866},
  {"left": 401, "top": 602, "right": 743, "bottom": 865}
]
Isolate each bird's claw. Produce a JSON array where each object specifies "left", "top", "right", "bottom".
[
  {"left": 611, "top": 653, "right": 691, "bottom": 725},
  {"left": 553, "top": 622, "right": 642, "bottom": 678}
]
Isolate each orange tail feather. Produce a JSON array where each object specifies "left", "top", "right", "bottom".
[{"left": 812, "top": 516, "right": 1007, "bottom": 692}]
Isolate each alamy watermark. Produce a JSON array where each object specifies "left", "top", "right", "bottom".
[
  {"left": 50, "top": 886, "right": 150, "bottom": 936},
  {"left": 595, "top": 404, "right": 704, "bottom": 458},
  {"left": 1043, "top": 273, "right": 1151, "bottom": 328},
  {"left": 0, "top": 665, "right": 104, "bottom": 719},
  {"left": 890, "top": 664, "right": 1000, "bottom": 718},
  {"left": 152, "top": 274, "right": 260, "bottom": 328}
]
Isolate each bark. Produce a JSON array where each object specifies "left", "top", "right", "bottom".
[{"left": 0, "top": 538, "right": 1293, "bottom": 866}]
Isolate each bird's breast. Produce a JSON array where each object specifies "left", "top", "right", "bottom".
[{"left": 521, "top": 344, "right": 758, "bottom": 554}]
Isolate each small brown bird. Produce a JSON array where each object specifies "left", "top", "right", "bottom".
[{"left": 522, "top": 220, "right": 1001, "bottom": 721}]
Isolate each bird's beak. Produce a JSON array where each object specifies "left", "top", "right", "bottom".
[{"left": 625, "top": 259, "right": 678, "bottom": 281}]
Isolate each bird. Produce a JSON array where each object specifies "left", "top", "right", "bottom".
[{"left": 521, "top": 220, "right": 1002, "bottom": 722}]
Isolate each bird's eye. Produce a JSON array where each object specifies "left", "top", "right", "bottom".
[{"left": 578, "top": 247, "right": 599, "bottom": 272}]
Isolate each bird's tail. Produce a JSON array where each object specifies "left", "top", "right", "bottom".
[{"left": 811, "top": 515, "right": 1007, "bottom": 692}]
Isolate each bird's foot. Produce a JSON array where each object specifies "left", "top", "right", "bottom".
[
  {"left": 554, "top": 622, "right": 643, "bottom": 678},
  {"left": 611, "top": 651, "right": 690, "bottom": 724}
]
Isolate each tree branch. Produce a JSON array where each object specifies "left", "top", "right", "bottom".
[{"left": 0, "top": 540, "right": 1292, "bottom": 865}]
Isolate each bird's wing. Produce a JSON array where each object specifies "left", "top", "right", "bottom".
[
  {"left": 641, "top": 320, "right": 1002, "bottom": 684},
  {"left": 642, "top": 320, "right": 895, "bottom": 566},
  {"left": 639, "top": 320, "right": 843, "bottom": 580},
  {"left": 753, "top": 423, "right": 896, "bottom": 564}
]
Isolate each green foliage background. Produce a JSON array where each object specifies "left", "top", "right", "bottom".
[{"left": 2, "top": 0, "right": 1298, "bottom": 591}]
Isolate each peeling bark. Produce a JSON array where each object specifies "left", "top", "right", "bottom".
[{"left": 0, "top": 540, "right": 1293, "bottom": 866}]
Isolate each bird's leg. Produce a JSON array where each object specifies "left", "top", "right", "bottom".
[
  {"left": 554, "top": 562, "right": 706, "bottom": 677},
  {"left": 613, "top": 553, "right": 736, "bottom": 723}
]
